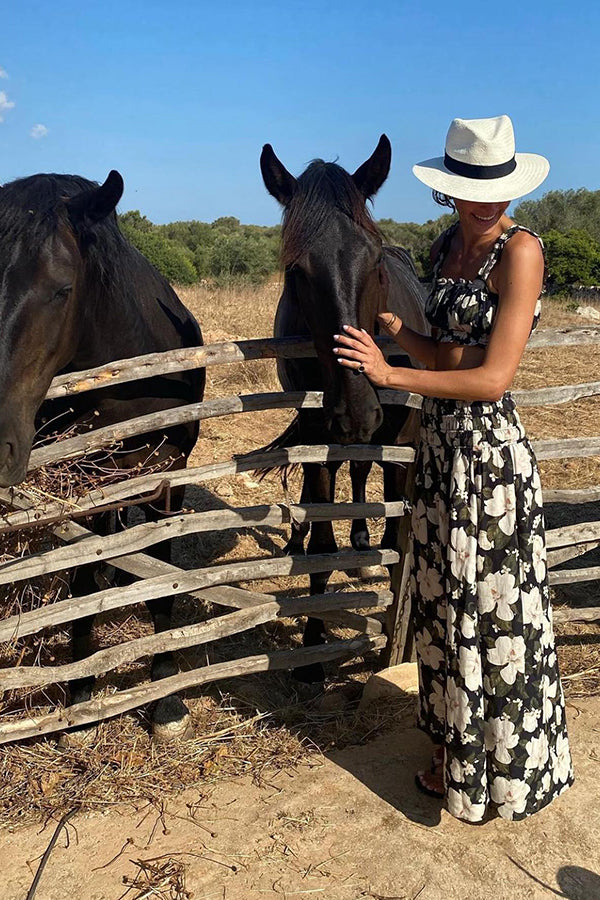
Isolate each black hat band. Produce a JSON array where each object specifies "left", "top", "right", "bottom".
[{"left": 444, "top": 153, "right": 517, "bottom": 180}]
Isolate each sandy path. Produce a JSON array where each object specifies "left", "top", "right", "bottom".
[{"left": 3, "top": 697, "right": 599, "bottom": 900}]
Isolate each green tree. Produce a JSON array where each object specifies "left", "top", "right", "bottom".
[
  {"left": 121, "top": 224, "right": 198, "bottom": 284},
  {"left": 541, "top": 229, "right": 600, "bottom": 289}
]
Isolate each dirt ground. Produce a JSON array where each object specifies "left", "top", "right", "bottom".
[
  {"left": 2, "top": 285, "right": 600, "bottom": 898},
  {"left": 3, "top": 691, "right": 599, "bottom": 900}
]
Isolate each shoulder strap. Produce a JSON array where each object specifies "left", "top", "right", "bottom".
[
  {"left": 432, "top": 222, "right": 459, "bottom": 277},
  {"left": 478, "top": 225, "right": 545, "bottom": 281}
]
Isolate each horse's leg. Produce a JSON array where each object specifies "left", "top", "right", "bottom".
[
  {"left": 349, "top": 459, "right": 372, "bottom": 552},
  {"left": 60, "top": 511, "right": 113, "bottom": 746},
  {"left": 294, "top": 461, "right": 340, "bottom": 683},
  {"left": 143, "top": 485, "right": 194, "bottom": 743},
  {"left": 283, "top": 475, "right": 310, "bottom": 555}
]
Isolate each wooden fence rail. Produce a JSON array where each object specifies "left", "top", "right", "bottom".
[
  {"left": 44, "top": 327, "right": 600, "bottom": 401},
  {"left": 1, "top": 326, "right": 599, "bottom": 744}
]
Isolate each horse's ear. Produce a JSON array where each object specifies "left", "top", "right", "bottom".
[
  {"left": 260, "top": 144, "right": 297, "bottom": 206},
  {"left": 352, "top": 135, "right": 392, "bottom": 199},
  {"left": 67, "top": 170, "right": 124, "bottom": 227}
]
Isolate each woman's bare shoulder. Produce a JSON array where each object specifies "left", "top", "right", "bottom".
[{"left": 502, "top": 228, "right": 545, "bottom": 268}]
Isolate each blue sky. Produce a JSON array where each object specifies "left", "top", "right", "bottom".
[{"left": 1, "top": 0, "right": 599, "bottom": 226}]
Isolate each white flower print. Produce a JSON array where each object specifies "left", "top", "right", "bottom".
[
  {"left": 522, "top": 709, "right": 539, "bottom": 733},
  {"left": 460, "top": 613, "right": 476, "bottom": 640},
  {"left": 416, "top": 557, "right": 444, "bottom": 602},
  {"left": 541, "top": 614, "right": 554, "bottom": 651},
  {"left": 525, "top": 733, "right": 549, "bottom": 770},
  {"left": 542, "top": 675, "right": 558, "bottom": 720},
  {"left": 447, "top": 788, "right": 487, "bottom": 822},
  {"left": 446, "top": 677, "right": 472, "bottom": 732},
  {"left": 415, "top": 627, "right": 444, "bottom": 671},
  {"left": 531, "top": 534, "right": 546, "bottom": 582},
  {"left": 484, "top": 484, "right": 517, "bottom": 535},
  {"left": 491, "top": 776, "right": 531, "bottom": 818},
  {"left": 487, "top": 635, "right": 526, "bottom": 685},
  {"left": 513, "top": 441, "right": 533, "bottom": 480},
  {"left": 479, "top": 531, "right": 493, "bottom": 552},
  {"left": 484, "top": 717, "right": 519, "bottom": 764},
  {"left": 478, "top": 570, "right": 519, "bottom": 621},
  {"left": 459, "top": 645, "right": 482, "bottom": 692},
  {"left": 449, "top": 757, "right": 464, "bottom": 783},
  {"left": 451, "top": 453, "right": 469, "bottom": 498},
  {"left": 522, "top": 587, "right": 544, "bottom": 630},
  {"left": 412, "top": 498, "right": 429, "bottom": 544},
  {"left": 428, "top": 680, "right": 445, "bottom": 721},
  {"left": 552, "top": 734, "right": 572, "bottom": 784},
  {"left": 449, "top": 527, "right": 477, "bottom": 582}
]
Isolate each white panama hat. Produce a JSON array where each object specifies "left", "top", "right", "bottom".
[{"left": 412, "top": 115, "right": 549, "bottom": 202}]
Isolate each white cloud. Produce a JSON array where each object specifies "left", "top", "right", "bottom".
[
  {"left": 0, "top": 91, "right": 15, "bottom": 122},
  {"left": 0, "top": 67, "right": 7, "bottom": 79},
  {"left": 30, "top": 123, "right": 49, "bottom": 139}
]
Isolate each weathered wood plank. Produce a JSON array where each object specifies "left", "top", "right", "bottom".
[
  {"left": 0, "top": 548, "right": 399, "bottom": 642},
  {"left": 1, "top": 443, "right": 415, "bottom": 529},
  {"left": 41, "top": 327, "right": 600, "bottom": 403},
  {"left": 514, "top": 381, "right": 600, "bottom": 406},
  {"left": 44, "top": 337, "right": 407, "bottom": 399},
  {"left": 1, "top": 484, "right": 394, "bottom": 617},
  {"left": 0, "top": 634, "right": 387, "bottom": 744},
  {"left": 546, "top": 521, "right": 600, "bottom": 549},
  {"left": 381, "top": 463, "right": 416, "bottom": 668},
  {"left": 27, "top": 394, "right": 417, "bottom": 471},
  {"left": 543, "top": 486, "right": 600, "bottom": 504},
  {"left": 547, "top": 541, "right": 600, "bottom": 569},
  {"left": 553, "top": 606, "right": 600, "bottom": 624},
  {"left": 0, "top": 594, "right": 390, "bottom": 690},
  {"left": 527, "top": 326, "right": 600, "bottom": 348},
  {"left": 533, "top": 436, "right": 600, "bottom": 460},
  {"left": 0, "top": 501, "right": 408, "bottom": 585},
  {"left": 550, "top": 566, "right": 600, "bottom": 585}
]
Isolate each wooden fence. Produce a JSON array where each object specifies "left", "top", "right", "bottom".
[{"left": 0, "top": 325, "right": 599, "bottom": 744}]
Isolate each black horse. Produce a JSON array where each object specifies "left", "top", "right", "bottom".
[
  {"left": 260, "top": 136, "right": 428, "bottom": 681},
  {"left": 0, "top": 171, "right": 204, "bottom": 741}
]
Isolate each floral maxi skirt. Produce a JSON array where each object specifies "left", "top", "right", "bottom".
[{"left": 410, "top": 394, "right": 574, "bottom": 822}]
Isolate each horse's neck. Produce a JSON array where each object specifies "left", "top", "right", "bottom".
[
  {"left": 384, "top": 252, "right": 429, "bottom": 337},
  {"left": 69, "top": 288, "right": 144, "bottom": 370}
]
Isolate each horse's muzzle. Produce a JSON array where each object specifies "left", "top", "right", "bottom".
[
  {"left": 0, "top": 419, "right": 34, "bottom": 487},
  {"left": 326, "top": 400, "right": 383, "bottom": 445}
]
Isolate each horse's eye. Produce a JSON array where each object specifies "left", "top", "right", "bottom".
[{"left": 53, "top": 285, "right": 72, "bottom": 301}]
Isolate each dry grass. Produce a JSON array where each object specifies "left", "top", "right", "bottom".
[{"left": 0, "top": 283, "right": 598, "bottom": 827}]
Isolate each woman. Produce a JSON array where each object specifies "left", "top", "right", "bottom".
[{"left": 334, "top": 115, "right": 574, "bottom": 823}]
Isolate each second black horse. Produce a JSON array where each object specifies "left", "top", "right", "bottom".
[{"left": 260, "top": 135, "right": 428, "bottom": 681}]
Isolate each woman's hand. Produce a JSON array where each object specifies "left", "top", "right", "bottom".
[{"left": 333, "top": 325, "right": 391, "bottom": 386}]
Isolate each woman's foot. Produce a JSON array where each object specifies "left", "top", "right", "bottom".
[{"left": 415, "top": 745, "right": 444, "bottom": 798}]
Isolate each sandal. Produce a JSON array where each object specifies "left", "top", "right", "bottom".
[
  {"left": 415, "top": 770, "right": 444, "bottom": 799},
  {"left": 415, "top": 745, "right": 445, "bottom": 799},
  {"left": 431, "top": 745, "right": 444, "bottom": 772}
]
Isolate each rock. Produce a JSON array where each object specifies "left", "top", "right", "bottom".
[
  {"left": 575, "top": 305, "right": 600, "bottom": 321},
  {"left": 358, "top": 663, "right": 419, "bottom": 712}
]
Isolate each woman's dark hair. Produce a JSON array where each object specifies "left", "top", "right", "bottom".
[{"left": 432, "top": 191, "right": 456, "bottom": 211}]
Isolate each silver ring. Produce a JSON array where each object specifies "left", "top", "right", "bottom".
[{"left": 357, "top": 364, "right": 365, "bottom": 373}]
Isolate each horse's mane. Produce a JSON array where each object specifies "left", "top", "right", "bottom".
[
  {"left": 281, "top": 160, "right": 382, "bottom": 267},
  {"left": 0, "top": 174, "right": 138, "bottom": 295}
]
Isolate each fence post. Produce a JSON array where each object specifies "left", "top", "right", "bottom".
[{"left": 380, "top": 461, "right": 416, "bottom": 667}]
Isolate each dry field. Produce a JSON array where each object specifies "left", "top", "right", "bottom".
[
  {"left": 1, "top": 283, "right": 600, "bottom": 899},
  {"left": 0, "top": 285, "right": 599, "bottom": 830}
]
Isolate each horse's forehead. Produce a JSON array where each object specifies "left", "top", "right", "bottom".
[{"left": 307, "top": 213, "right": 380, "bottom": 265}]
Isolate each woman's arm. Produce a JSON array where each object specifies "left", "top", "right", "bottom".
[
  {"left": 378, "top": 313, "right": 439, "bottom": 369},
  {"left": 336, "top": 232, "right": 544, "bottom": 402}
]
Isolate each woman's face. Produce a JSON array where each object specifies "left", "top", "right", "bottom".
[{"left": 454, "top": 199, "right": 510, "bottom": 234}]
